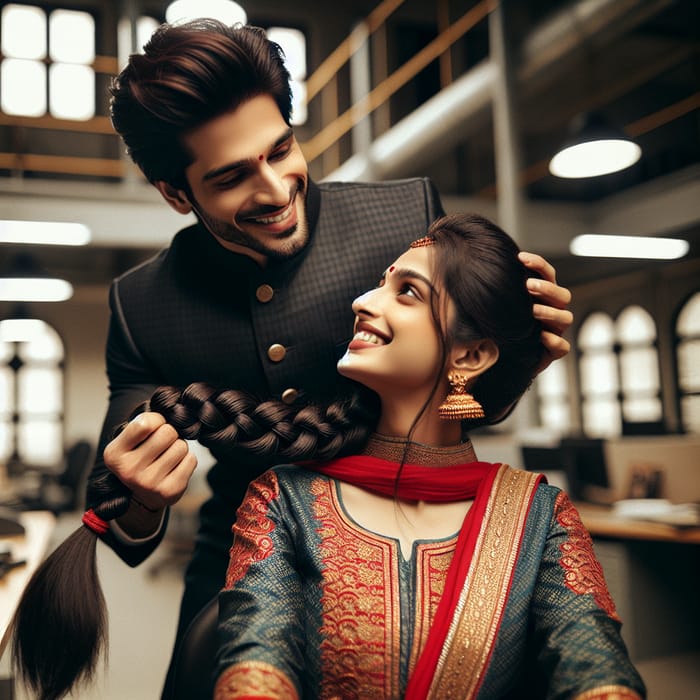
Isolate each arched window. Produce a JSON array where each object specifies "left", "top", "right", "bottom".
[
  {"left": 578, "top": 312, "right": 620, "bottom": 437},
  {"left": 535, "top": 359, "right": 571, "bottom": 434},
  {"left": 0, "top": 4, "right": 96, "bottom": 120},
  {"left": 576, "top": 306, "right": 662, "bottom": 437},
  {"left": 616, "top": 305, "right": 662, "bottom": 425},
  {"left": 0, "top": 319, "right": 64, "bottom": 468},
  {"left": 676, "top": 291, "right": 700, "bottom": 433}
]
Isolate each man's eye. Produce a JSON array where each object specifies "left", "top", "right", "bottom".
[
  {"left": 270, "top": 143, "right": 291, "bottom": 161},
  {"left": 216, "top": 173, "right": 244, "bottom": 189}
]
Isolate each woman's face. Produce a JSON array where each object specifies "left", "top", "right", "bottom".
[{"left": 337, "top": 246, "right": 448, "bottom": 402}]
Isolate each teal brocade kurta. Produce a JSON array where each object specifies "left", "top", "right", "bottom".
[{"left": 215, "top": 466, "right": 645, "bottom": 699}]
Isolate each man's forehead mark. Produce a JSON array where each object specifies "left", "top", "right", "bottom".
[
  {"left": 389, "top": 265, "right": 395, "bottom": 273},
  {"left": 201, "top": 127, "right": 293, "bottom": 181}
]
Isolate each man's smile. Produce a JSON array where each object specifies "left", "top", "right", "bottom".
[{"left": 245, "top": 197, "right": 296, "bottom": 226}]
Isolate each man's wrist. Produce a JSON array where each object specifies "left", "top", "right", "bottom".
[
  {"left": 114, "top": 498, "right": 165, "bottom": 539},
  {"left": 131, "top": 495, "right": 162, "bottom": 513}
]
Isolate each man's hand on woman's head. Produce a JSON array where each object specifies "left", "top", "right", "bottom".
[{"left": 518, "top": 251, "right": 573, "bottom": 374}]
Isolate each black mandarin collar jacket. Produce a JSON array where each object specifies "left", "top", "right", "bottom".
[{"left": 91, "top": 177, "right": 443, "bottom": 562}]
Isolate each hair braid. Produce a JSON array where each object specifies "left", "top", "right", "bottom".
[
  {"left": 11, "top": 383, "right": 376, "bottom": 700},
  {"left": 148, "top": 382, "right": 377, "bottom": 461}
]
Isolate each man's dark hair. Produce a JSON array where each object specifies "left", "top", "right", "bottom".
[{"left": 110, "top": 19, "right": 293, "bottom": 187}]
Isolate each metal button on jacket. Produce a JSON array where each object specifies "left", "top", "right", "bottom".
[
  {"left": 281, "top": 388, "right": 299, "bottom": 404},
  {"left": 256, "top": 284, "right": 274, "bottom": 303},
  {"left": 268, "top": 344, "right": 286, "bottom": 362}
]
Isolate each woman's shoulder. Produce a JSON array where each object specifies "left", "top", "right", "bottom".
[
  {"left": 519, "top": 471, "right": 587, "bottom": 531},
  {"left": 500, "top": 466, "right": 563, "bottom": 500},
  {"left": 498, "top": 466, "right": 567, "bottom": 519},
  {"left": 266, "top": 464, "right": 332, "bottom": 491}
]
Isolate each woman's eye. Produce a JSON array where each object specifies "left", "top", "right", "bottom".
[{"left": 399, "top": 284, "right": 418, "bottom": 298}]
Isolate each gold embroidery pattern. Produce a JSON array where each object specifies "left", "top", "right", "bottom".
[
  {"left": 224, "top": 470, "right": 279, "bottom": 589},
  {"left": 555, "top": 491, "right": 620, "bottom": 622},
  {"left": 312, "top": 477, "right": 401, "bottom": 699},
  {"left": 572, "top": 684, "right": 643, "bottom": 700},
  {"left": 214, "top": 661, "right": 299, "bottom": 700},
  {"left": 429, "top": 466, "right": 541, "bottom": 699},
  {"left": 409, "top": 542, "right": 456, "bottom": 673}
]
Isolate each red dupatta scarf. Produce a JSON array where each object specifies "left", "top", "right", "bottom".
[
  {"left": 305, "top": 454, "right": 495, "bottom": 502},
  {"left": 307, "top": 455, "right": 543, "bottom": 700}
]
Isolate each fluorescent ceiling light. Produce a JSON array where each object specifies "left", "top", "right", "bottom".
[
  {"left": 0, "top": 220, "right": 91, "bottom": 245},
  {"left": 0, "top": 318, "right": 47, "bottom": 342},
  {"left": 570, "top": 234, "right": 689, "bottom": 260},
  {"left": 0, "top": 277, "right": 73, "bottom": 301},
  {"left": 165, "top": 0, "right": 247, "bottom": 25}
]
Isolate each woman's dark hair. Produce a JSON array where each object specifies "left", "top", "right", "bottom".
[
  {"left": 11, "top": 473, "right": 132, "bottom": 700},
  {"left": 110, "top": 19, "right": 293, "bottom": 186},
  {"left": 145, "top": 382, "right": 377, "bottom": 461},
  {"left": 10, "top": 388, "right": 377, "bottom": 700},
  {"left": 10, "top": 212, "right": 542, "bottom": 699},
  {"left": 426, "top": 213, "right": 545, "bottom": 422}
]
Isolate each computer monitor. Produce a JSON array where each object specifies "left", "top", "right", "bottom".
[
  {"left": 520, "top": 444, "right": 571, "bottom": 493},
  {"left": 559, "top": 437, "right": 609, "bottom": 501},
  {"left": 520, "top": 445, "right": 567, "bottom": 473}
]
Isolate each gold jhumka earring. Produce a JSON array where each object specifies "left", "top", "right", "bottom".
[{"left": 438, "top": 371, "right": 485, "bottom": 420}]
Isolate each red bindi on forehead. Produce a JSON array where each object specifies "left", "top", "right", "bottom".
[
  {"left": 258, "top": 154, "right": 264, "bottom": 161},
  {"left": 388, "top": 265, "right": 395, "bottom": 273}
]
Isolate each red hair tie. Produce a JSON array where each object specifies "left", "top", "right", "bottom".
[{"left": 82, "top": 508, "right": 109, "bottom": 536}]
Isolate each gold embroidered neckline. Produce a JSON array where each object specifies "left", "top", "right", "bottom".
[{"left": 362, "top": 433, "right": 478, "bottom": 467}]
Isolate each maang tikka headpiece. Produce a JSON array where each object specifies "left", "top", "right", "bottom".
[{"left": 409, "top": 235, "right": 435, "bottom": 249}]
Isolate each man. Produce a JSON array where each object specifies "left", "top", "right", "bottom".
[{"left": 92, "top": 18, "right": 572, "bottom": 696}]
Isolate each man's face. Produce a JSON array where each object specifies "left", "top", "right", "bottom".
[{"left": 179, "top": 94, "right": 310, "bottom": 264}]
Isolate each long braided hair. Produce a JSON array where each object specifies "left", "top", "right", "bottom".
[
  {"left": 147, "top": 382, "right": 377, "bottom": 461},
  {"left": 10, "top": 385, "right": 377, "bottom": 700}
]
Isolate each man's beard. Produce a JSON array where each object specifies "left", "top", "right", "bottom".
[{"left": 193, "top": 179, "right": 309, "bottom": 262}]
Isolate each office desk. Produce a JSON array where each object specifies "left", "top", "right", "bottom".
[
  {"left": 575, "top": 502, "right": 700, "bottom": 544},
  {"left": 574, "top": 502, "right": 699, "bottom": 666},
  {"left": 0, "top": 510, "right": 56, "bottom": 657}
]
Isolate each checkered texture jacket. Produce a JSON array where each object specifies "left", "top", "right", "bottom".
[{"left": 89, "top": 178, "right": 443, "bottom": 564}]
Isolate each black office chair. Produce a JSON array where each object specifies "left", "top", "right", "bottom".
[
  {"left": 170, "top": 596, "right": 219, "bottom": 700},
  {"left": 10, "top": 439, "right": 94, "bottom": 514}
]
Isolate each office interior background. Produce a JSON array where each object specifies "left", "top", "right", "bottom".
[{"left": 0, "top": 0, "right": 698, "bottom": 698}]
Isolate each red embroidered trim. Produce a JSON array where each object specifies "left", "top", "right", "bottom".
[
  {"left": 409, "top": 542, "right": 454, "bottom": 673},
  {"left": 224, "top": 471, "right": 279, "bottom": 589},
  {"left": 555, "top": 492, "right": 620, "bottom": 622},
  {"left": 312, "top": 478, "right": 401, "bottom": 699}
]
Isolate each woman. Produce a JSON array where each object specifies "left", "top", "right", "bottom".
[
  {"left": 196, "top": 214, "right": 644, "bottom": 699},
  {"left": 12, "top": 214, "right": 644, "bottom": 700}
]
